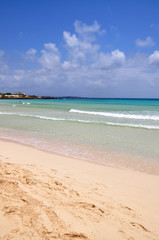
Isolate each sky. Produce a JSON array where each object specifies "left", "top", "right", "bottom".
[{"left": 0, "top": 0, "right": 159, "bottom": 97}]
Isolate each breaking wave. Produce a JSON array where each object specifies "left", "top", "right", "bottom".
[
  {"left": 0, "top": 111, "right": 159, "bottom": 130},
  {"left": 69, "top": 109, "right": 159, "bottom": 121}
]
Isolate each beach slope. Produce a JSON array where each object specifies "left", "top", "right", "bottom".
[{"left": 0, "top": 140, "right": 159, "bottom": 240}]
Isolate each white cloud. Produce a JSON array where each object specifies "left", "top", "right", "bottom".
[
  {"left": 38, "top": 43, "right": 61, "bottom": 70},
  {"left": 62, "top": 61, "right": 78, "bottom": 70},
  {"left": 43, "top": 43, "right": 59, "bottom": 52},
  {"left": 149, "top": 50, "right": 159, "bottom": 66},
  {"left": 63, "top": 27, "right": 100, "bottom": 67},
  {"left": 63, "top": 32, "right": 79, "bottom": 47},
  {"left": 111, "top": 49, "right": 125, "bottom": 65},
  {"left": 94, "top": 49, "right": 125, "bottom": 69},
  {"left": 135, "top": 36, "right": 155, "bottom": 47},
  {"left": 26, "top": 48, "right": 37, "bottom": 55},
  {"left": 74, "top": 20, "right": 105, "bottom": 43},
  {"left": 74, "top": 20, "right": 102, "bottom": 35},
  {"left": 25, "top": 48, "right": 37, "bottom": 61}
]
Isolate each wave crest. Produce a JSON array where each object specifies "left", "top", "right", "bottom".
[
  {"left": 0, "top": 111, "right": 159, "bottom": 130},
  {"left": 69, "top": 109, "right": 159, "bottom": 121}
]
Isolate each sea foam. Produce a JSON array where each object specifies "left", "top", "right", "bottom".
[
  {"left": 69, "top": 109, "right": 159, "bottom": 121},
  {"left": 0, "top": 111, "right": 159, "bottom": 129}
]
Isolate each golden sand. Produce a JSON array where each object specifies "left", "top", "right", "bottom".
[{"left": 0, "top": 140, "right": 159, "bottom": 240}]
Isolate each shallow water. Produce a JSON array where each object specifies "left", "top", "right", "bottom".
[{"left": 0, "top": 98, "right": 159, "bottom": 174}]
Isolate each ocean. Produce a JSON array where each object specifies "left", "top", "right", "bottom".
[{"left": 0, "top": 98, "right": 159, "bottom": 174}]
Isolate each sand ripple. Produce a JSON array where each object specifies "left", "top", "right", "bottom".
[{"left": 0, "top": 159, "right": 158, "bottom": 240}]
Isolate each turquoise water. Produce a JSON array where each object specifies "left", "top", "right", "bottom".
[{"left": 0, "top": 98, "right": 159, "bottom": 174}]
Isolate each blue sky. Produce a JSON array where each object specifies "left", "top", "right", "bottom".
[{"left": 0, "top": 0, "right": 159, "bottom": 97}]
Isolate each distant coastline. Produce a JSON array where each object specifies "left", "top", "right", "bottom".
[
  {"left": 0, "top": 92, "right": 58, "bottom": 99},
  {"left": 0, "top": 92, "right": 159, "bottom": 100},
  {"left": 0, "top": 92, "right": 83, "bottom": 100}
]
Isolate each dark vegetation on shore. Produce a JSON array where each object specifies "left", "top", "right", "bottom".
[{"left": 0, "top": 92, "right": 81, "bottom": 100}]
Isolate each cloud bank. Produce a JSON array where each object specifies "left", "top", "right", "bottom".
[{"left": 0, "top": 21, "right": 159, "bottom": 97}]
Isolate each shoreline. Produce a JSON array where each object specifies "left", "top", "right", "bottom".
[
  {"left": 1, "top": 136, "right": 159, "bottom": 176},
  {"left": 0, "top": 139, "right": 159, "bottom": 239}
]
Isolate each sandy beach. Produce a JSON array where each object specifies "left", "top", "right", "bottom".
[{"left": 0, "top": 140, "right": 159, "bottom": 240}]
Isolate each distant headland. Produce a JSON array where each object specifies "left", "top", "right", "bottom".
[{"left": 0, "top": 92, "right": 58, "bottom": 99}]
